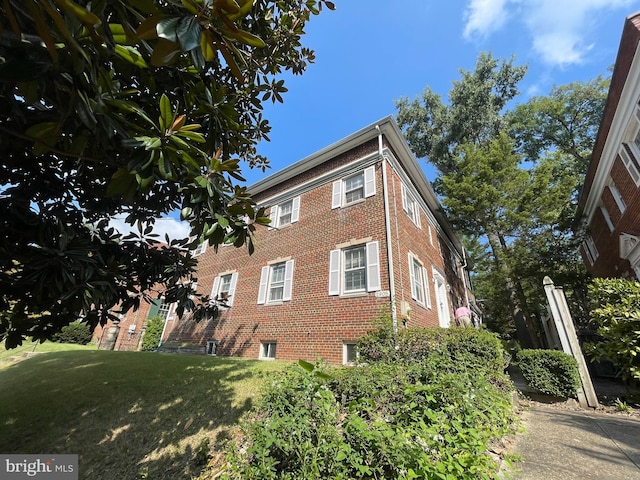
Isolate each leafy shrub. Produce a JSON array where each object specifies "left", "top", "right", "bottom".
[
  {"left": 221, "top": 347, "right": 517, "bottom": 479},
  {"left": 586, "top": 278, "right": 640, "bottom": 383},
  {"left": 516, "top": 349, "right": 581, "bottom": 397},
  {"left": 358, "top": 318, "right": 509, "bottom": 376},
  {"left": 141, "top": 316, "right": 164, "bottom": 351},
  {"left": 51, "top": 321, "right": 92, "bottom": 345}
]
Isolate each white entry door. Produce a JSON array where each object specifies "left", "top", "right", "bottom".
[{"left": 433, "top": 270, "right": 451, "bottom": 328}]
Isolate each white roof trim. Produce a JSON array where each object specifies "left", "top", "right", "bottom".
[{"left": 584, "top": 39, "right": 640, "bottom": 222}]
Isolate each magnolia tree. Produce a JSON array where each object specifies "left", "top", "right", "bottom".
[{"left": 0, "top": 0, "right": 334, "bottom": 347}]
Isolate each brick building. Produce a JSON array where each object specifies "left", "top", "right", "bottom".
[
  {"left": 95, "top": 117, "right": 474, "bottom": 364},
  {"left": 578, "top": 12, "right": 640, "bottom": 279}
]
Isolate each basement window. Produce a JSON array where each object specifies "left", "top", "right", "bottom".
[
  {"left": 260, "top": 342, "right": 277, "bottom": 360},
  {"left": 206, "top": 340, "right": 218, "bottom": 356}
]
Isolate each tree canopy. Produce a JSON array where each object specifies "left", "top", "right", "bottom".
[
  {"left": 396, "top": 53, "right": 609, "bottom": 345},
  {"left": 0, "top": 0, "right": 333, "bottom": 348}
]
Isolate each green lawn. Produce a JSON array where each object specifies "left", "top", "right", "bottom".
[
  {"left": 0, "top": 339, "right": 97, "bottom": 365},
  {"left": 0, "top": 349, "right": 290, "bottom": 479}
]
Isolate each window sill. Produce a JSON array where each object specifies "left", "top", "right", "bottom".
[
  {"left": 264, "top": 301, "right": 284, "bottom": 306},
  {"left": 259, "top": 357, "right": 276, "bottom": 361},
  {"left": 339, "top": 291, "right": 369, "bottom": 298},
  {"left": 341, "top": 198, "right": 366, "bottom": 208}
]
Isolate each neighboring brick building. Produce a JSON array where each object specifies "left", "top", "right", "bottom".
[
  {"left": 96, "top": 117, "right": 474, "bottom": 364},
  {"left": 578, "top": 12, "right": 640, "bottom": 279}
]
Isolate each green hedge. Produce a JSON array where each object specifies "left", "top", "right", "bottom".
[
  {"left": 357, "top": 322, "right": 509, "bottom": 376},
  {"left": 51, "top": 321, "right": 92, "bottom": 345},
  {"left": 141, "top": 316, "right": 164, "bottom": 351},
  {"left": 516, "top": 349, "right": 581, "bottom": 398}
]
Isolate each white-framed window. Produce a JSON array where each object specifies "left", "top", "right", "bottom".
[
  {"left": 192, "top": 241, "right": 206, "bottom": 257},
  {"left": 211, "top": 272, "right": 239, "bottom": 307},
  {"left": 258, "top": 260, "right": 294, "bottom": 304},
  {"left": 608, "top": 181, "right": 627, "bottom": 215},
  {"left": 329, "top": 241, "right": 381, "bottom": 295},
  {"left": 269, "top": 196, "right": 301, "bottom": 229},
  {"left": 401, "top": 183, "right": 422, "bottom": 228},
  {"left": 260, "top": 342, "right": 277, "bottom": 360},
  {"left": 620, "top": 144, "right": 640, "bottom": 186},
  {"left": 583, "top": 235, "right": 599, "bottom": 265},
  {"left": 600, "top": 205, "right": 615, "bottom": 232},
  {"left": 343, "top": 343, "right": 358, "bottom": 365},
  {"left": 331, "top": 166, "right": 376, "bottom": 208},
  {"left": 206, "top": 340, "right": 218, "bottom": 356},
  {"left": 408, "top": 253, "right": 431, "bottom": 308},
  {"left": 157, "top": 300, "right": 174, "bottom": 320}
]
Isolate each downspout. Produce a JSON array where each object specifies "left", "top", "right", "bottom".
[
  {"left": 377, "top": 125, "right": 398, "bottom": 333},
  {"left": 461, "top": 248, "right": 470, "bottom": 308}
]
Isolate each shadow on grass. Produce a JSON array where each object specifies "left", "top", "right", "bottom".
[{"left": 0, "top": 350, "right": 283, "bottom": 479}]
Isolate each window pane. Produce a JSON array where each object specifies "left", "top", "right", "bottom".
[
  {"left": 344, "top": 174, "right": 364, "bottom": 203},
  {"left": 158, "top": 301, "right": 172, "bottom": 319},
  {"left": 278, "top": 201, "right": 293, "bottom": 226},
  {"left": 269, "top": 264, "right": 285, "bottom": 301},
  {"left": 412, "top": 260, "right": 424, "bottom": 303},
  {"left": 344, "top": 246, "right": 366, "bottom": 291},
  {"left": 219, "top": 274, "right": 232, "bottom": 298}
]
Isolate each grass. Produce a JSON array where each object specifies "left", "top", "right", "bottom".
[
  {"left": 0, "top": 339, "right": 97, "bottom": 365},
  {"left": 0, "top": 348, "right": 290, "bottom": 479}
]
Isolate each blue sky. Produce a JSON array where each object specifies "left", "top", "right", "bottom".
[{"left": 120, "top": 0, "right": 639, "bottom": 238}]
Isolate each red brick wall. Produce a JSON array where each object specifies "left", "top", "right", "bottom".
[
  {"left": 101, "top": 138, "right": 468, "bottom": 362},
  {"left": 583, "top": 154, "right": 640, "bottom": 279}
]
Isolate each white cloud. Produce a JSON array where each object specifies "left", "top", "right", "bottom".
[
  {"left": 463, "top": 0, "right": 510, "bottom": 40},
  {"left": 108, "top": 215, "right": 190, "bottom": 242},
  {"left": 463, "top": 0, "right": 634, "bottom": 66}
]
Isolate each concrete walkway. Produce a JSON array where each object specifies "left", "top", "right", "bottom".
[{"left": 508, "top": 405, "right": 640, "bottom": 479}]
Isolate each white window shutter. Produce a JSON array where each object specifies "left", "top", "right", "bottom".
[
  {"left": 268, "top": 205, "right": 278, "bottom": 229},
  {"left": 331, "top": 180, "right": 342, "bottom": 209},
  {"left": 415, "top": 206, "right": 422, "bottom": 229},
  {"left": 401, "top": 183, "right": 408, "bottom": 212},
  {"left": 408, "top": 253, "right": 416, "bottom": 300},
  {"left": 291, "top": 196, "right": 300, "bottom": 223},
  {"left": 227, "top": 272, "right": 239, "bottom": 307},
  {"left": 366, "top": 241, "right": 381, "bottom": 292},
  {"left": 257, "top": 266, "right": 269, "bottom": 304},
  {"left": 423, "top": 266, "right": 431, "bottom": 309},
  {"left": 283, "top": 260, "right": 294, "bottom": 301},
  {"left": 328, "top": 249, "right": 341, "bottom": 295},
  {"left": 211, "top": 276, "right": 221, "bottom": 301},
  {"left": 364, "top": 166, "right": 376, "bottom": 197}
]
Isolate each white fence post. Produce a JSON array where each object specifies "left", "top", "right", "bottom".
[{"left": 543, "top": 276, "right": 599, "bottom": 409}]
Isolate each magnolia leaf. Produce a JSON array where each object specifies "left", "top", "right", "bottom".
[
  {"left": 176, "top": 130, "right": 206, "bottom": 143},
  {"left": 228, "top": 0, "right": 255, "bottom": 21},
  {"left": 181, "top": 0, "right": 200, "bottom": 14},
  {"left": 53, "top": 0, "right": 102, "bottom": 25},
  {"left": 150, "top": 38, "right": 181, "bottom": 66},
  {"left": 107, "top": 167, "right": 137, "bottom": 198},
  {"left": 156, "top": 16, "right": 180, "bottom": 42},
  {"left": 215, "top": 0, "right": 241, "bottom": 14},
  {"left": 226, "top": 28, "right": 266, "bottom": 48},
  {"left": 136, "top": 15, "right": 161, "bottom": 40},
  {"left": 171, "top": 115, "right": 186, "bottom": 131},
  {"left": 180, "top": 207, "right": 193, "bottom": 220},
  {"left": 26, "top": 122, "right": 59, "bottom": 141},
  {"left": 176, "top": 16, "right": 202, "bottom": 52},
  {"left": 159, "top": 94, "right": 172, "bottom": 132},
  {"left": 200, "top": 30, "right": 218, "bottom": 61},
  {"left": 114, "top": 45, "right": 148, "bottom": 68}
]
